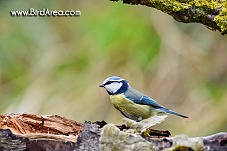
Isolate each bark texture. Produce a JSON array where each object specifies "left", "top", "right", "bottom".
[{"left": 0, "top": 113, "right": 226, "bottom": 151}]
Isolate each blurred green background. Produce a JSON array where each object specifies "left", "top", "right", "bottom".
[{"left": 0, "top": 1, "right": 226, "bottom": 136}]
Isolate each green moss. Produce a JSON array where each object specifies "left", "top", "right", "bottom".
[
  {"left": 149, "top": 0, "right": 226, "bottom": 33},
  {"left": 214, "top": 5, "right": 227, "bottom": 34},
  {"left": 145, "top": 0, "right": 221, "bottom": 13},
  {"left": 120, "top": 0, "right": 227, "bottom": 34},
  {"left": 113, "top": 0, "right": 226, "bottom": 33}
]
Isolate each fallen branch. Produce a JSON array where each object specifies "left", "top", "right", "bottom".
[{"left": 0, "top": 113, "right": 226, "bottom": 150}]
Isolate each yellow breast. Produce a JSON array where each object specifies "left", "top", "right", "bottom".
[{"left": 110, "top": 94, "right": 153, "bottom": 120}]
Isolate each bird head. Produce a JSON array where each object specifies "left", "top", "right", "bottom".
[{"left": 99, "top": 76, "right": 129, "bottom": 95}]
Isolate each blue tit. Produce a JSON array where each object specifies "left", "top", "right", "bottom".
[{"left": 99, "top": 76, "right": 188, "bottom": 121}]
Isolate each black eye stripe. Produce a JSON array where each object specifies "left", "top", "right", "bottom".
[
  {"left": 105, "top": 81, "right": 112, "bottom": 85},
  {"left": 105, "top": 81, "right": 121, "bottom": 85}
]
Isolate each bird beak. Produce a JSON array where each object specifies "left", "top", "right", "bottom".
[{"left": 99, "top": 84, "right": 104, "bottom": 87}]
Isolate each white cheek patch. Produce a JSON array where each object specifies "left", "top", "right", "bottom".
[{"left": 105, "top": 82, "right": 123, "bottom": 94}]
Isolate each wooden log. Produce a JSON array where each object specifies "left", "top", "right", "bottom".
[{"left": 0, "top": 113, "right": 226, "bottom": 151}]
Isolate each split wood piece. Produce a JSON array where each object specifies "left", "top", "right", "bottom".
[{"left": 0, "top": 113, "right": 83, "bottom": 142}]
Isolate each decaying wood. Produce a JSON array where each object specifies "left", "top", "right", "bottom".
[
  {"left": 0, "top": 114, "right": 83, "bottom": 140},
  {"left": 0, "top": 113, "right": 226, "bottom": 151}
]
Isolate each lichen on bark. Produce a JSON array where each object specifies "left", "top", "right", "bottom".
[{"left": 111, "top": 0, "right": 227, "bottom": 34}]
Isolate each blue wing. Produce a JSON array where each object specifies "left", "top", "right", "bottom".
[
  {"left": 124, "top": 86, "right": 188, "bottom": 118},
  {"left": 124, "top": 87, "right": 164, "bottom": 109}
]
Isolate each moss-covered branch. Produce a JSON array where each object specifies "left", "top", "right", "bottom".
[{"left": 110, "top": 0, "right": 227, "bottom": 35}]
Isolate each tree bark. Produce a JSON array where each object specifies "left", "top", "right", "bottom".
[
  {"left": 110, "top": 0, "right": 227, "bottom": 35},
  {"left": 0, "top": 113, "right": 226, "bottom": 151}
]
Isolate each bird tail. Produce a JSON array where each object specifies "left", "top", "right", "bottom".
[{"left": 159, "top": 108, "right": 188, "bottom": 118}]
